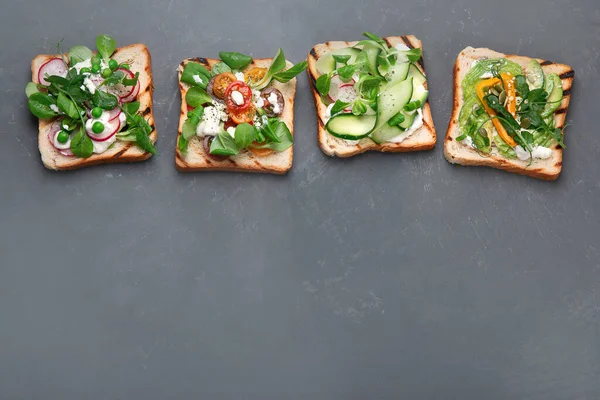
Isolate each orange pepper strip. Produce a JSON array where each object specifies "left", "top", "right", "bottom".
[
  {"left": 500, "top": 73, "right": 517, "bottom": 117},
  {"left": 476, "top": 77, "right": 517, "bottom": 147}
]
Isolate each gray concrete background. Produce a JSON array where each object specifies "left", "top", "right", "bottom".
[{"left": 1, "top": 0, "right": 599, "bottom": 399}]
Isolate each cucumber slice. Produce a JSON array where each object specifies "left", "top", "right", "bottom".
[
  {"left": 316, "top": 48, "right": 361, "bottom": 75},
  {"left": 398, "top": 111, "right": 417, "bottom": 131},
  {"left": 371, "top": 124, "right": 404, "bottom": 144},
  {"left": 525, "top": 59, "right": 544, "bottom": 90},
  {"left": 326, "top": 113, "right": 377, "bottom": 140},
  {"left": 362, "top": 44, "right": 381, "bottom": 78},
  {"left": 411, "top": 84, "right": 429, "bottom": 105},
  {"left": 542, "top": 73, "right": 563, "bottom": 117},
  {"left": 374, "top": 78, "right": 414, "bottom": 131},
  {"left": 381, "top": 62, "right": 410, "bottom": 85},
  {"left": 407, "top": 63, "right": 426, "bottom": 87}
]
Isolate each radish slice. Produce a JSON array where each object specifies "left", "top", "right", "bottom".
[
  {"left": 86, "top": 118, "right": 120, "bottom": 142},
  {"left": 120, "top": 81, "right": 140, "bottom": 103},
  {"left": 328, "top": 75, "right": 357, "bottom": 103},
  {"left": 107, "top": 107, "right": 122, "bottom": 121},
  {"left": 38, "top": 58, "right": 67, "bottom": 86},
  {"left": 60, "top": 149, "right": 74, "bottom": 157},
  {"left": 47, "top": 121, "right": 62, "bottom": 146},
  {"left": 109, "top": 68, "right": 137, "bottom": 98}
]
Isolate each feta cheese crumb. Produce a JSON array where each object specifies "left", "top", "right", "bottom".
[
  {"left": 231, "top": 90, "right": 244, "bottom": 106},
  {"left": 193, "top": 75, "right": 204, "bottom": 85},
  {"left": 480, "top": 72, "right": 493, "bottom": 79},
  {"left": 50, "top": 104, "right": 59, "bottom": 113},
  {"left": 226, "top": 127, "right": 236, "bottom": 138},
  {"left": 267, "top": 92, "right": 281, "bottom": 114},
  {"left": 235, "top": 72, "right": 245, "bottom": 82},
  {"left": 463, "top": 136, "right": 474, "bottom": 148},
  {"left": 83, "top": 77, "right": 97, "bottom": 94},
  {"left": 196, "top": 105, "right": 225, "bottom": 136},
  {"left": 252, "top": 90, "right": 264, "bottom": 108},
  {"left": 515, "top": 145, "right": 553, "bottom": 161}
]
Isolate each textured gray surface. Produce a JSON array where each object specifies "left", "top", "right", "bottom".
[{"left": 1, "top": 0, "right": 599, "bottom": 399}]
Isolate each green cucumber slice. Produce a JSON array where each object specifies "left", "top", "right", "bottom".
[
  {"left": 371, "top": 124, "right": 404, "bottom": 144},
  {"left": 362, "top": 44, "right": 381, "bottom": 78},
  {"left": 374, "top": 78, "right": 414, "bottom": 131},
  {"left": 525, "top": 59, "right": 545, "bottom": 90},
  {"left": 316, "top": 47, "right": 361, "bottom": 75},
  {"left": 398, "top": 111, "right": 417, "bottom": 131},
  {"left": 381, "top": 62, "right": 410, "bottom": 85},
  {"left": 326, "top": 113, "right": 377, "bottom": 140},
  {"left": 407, "top": 63, "right": 426, "bottom": 87},
  {"left": 542, "top": 73, "right": 563, "bottom": 117}
]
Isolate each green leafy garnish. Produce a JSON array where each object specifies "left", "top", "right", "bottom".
[
  {"left": 210, "top": 131, "right": 239, "bottom": 156},
  {"left": 211, "top": 62, "right": 232, "bottom": 75},
  {"left": 68, "top": 45, "right": 93, "bottom": 65},
  {"left": 252, "top": 49, "right": 307, "bottom": 89},
  {"left": 332, "top": 54, "right": 351, "bottom": 64},
  {"left": 233, "top": 123, "right": 255, "bottom": 149},
  {"left": 27, "top": 92, "right": 57, "bottom": 119},
  {"left": 219, "top": 52, "right": 253, "bottom": 70},
  {"left": 388, "top": 112, "right": 405, "bottom": 126},
  {"left": 185, "top": 87, "right": 212, "bottom": 108},
  {"left": 337, "top": 64, "right": 355, "bottom": 82},
  {"left": 316, "top": 73, "right": 332, "bottom": 96},
  {"left": 92, "top": 90, "right": 119, "bottom": 110},
  {"left": 70, "top": 126, "right": 94, "bottom": 158},
  {"left": 96, "top": 34, "right": 116, "bottom": 61},
  {"left": 56, "top": 92, "right": 80, "bottom": 120},
  {"left": 330, "top": 100, "right": 350, "bottom": 116},
  {"left": 181, "top": 62, "right": 211, "bottom": 89}
]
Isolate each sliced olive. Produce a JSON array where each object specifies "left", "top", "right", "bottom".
[{"left": 260, "top": 88, "right": 285, "bottom": 117}]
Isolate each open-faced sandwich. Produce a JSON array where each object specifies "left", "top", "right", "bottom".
[
  {"left": 175, "top": 49, "right": 307, "bottom": 174},
  {"left": 445, "top": 47, "right": 574, "bottom": 180},
  {"left": 26, "top": 34, "right": 156, "bottom": 170},
  {"left": 307, "top": 32, "right": 436, "bottom": 157}
]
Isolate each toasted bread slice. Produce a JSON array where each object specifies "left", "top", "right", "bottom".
[
  {"left": 175, "top": 58, "right": 296, "bottom": 174},
  {"left": 33, "top": 44, "right": 157, "bottom": 170},
  {"left": 444, "top": 47, "right": 575, "bottom": 180},
  {"left": 307, "top": 35, "right": 436, "bottom": 158}
]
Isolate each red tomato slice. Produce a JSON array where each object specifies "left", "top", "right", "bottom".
[{"left": 224, "top": 81, "right": 252, "bottom": 113}]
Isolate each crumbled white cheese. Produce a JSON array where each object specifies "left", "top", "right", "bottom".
[
  {"left": 83, "top": 77, "right": 97, "bottom": 94},
  {"left": 253, "top": 115, "right": 263, "bottom": 128},
  {"left": 70, "top": 59, "right": 92, "bottom": 73},
  {"left": 196, "top": 104, "right": 226, "bottom": 136},
  {"left": 50, "top": 104, "right": 59, "bottom": 113},
  {"left": 462, "top": 136, "right": 474, "bottom": 148},
  {"left": 480, "top": 72, "right": 494, "bottom": 79},
  {"left": 395, "top": 43, "right": 410, "bottom": 51},
  {"left": 92, "top": 134, "right": 116, "bottom": 154},
  {"left": 324, "top": 103, "right": 335, "bottom": 121},
  {"left": 226, "top": 127, "right": 236, "bottom": 138},
  {"left": 235, "top": 72, "right": 245, "bottom": 82},
  {"left": 387, "top": 109, "right": 424, "bottom": 143},
  {"left": 515, "top": 145, "right": 553, "bottom": 161},
  {"left": 231, "top": 90, "right": 244, "bottom": 106},
  {"left": 252, "top": 90, "right": 264, "bottom": 108},
  {"left": 193, "top": 75, "right": 204, "bottom": 85},
  {"left": 267, "top": 92, "right": 281, "bottom": 114}
]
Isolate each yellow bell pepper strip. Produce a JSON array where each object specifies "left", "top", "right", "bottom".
[
  {"left": 476, "top": 77, "right": 517, "bottom": 147},
  {"left": 500, "top": 72, "right": 517, "bottom": 117}
]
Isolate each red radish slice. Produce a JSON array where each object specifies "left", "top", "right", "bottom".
[
  {"left": 60, "top": 149, "right": 74, "bottom": 157},
  {"left": 109, "top": 68, "right": 137, "bottom": 98},
  {"left": 328, "top": 74, "right": 357, "bottom": 103},
  {"left": 38, "top": 58, "right": 67, "bottom": 86},
  {"left": 107, "top": 107, "right": 122, "bottom": 121},
  {"left": 86, "top": 118, "right": 120, "bottom": 142},
  {"left": 120, "top": 81, "right": 140, "bottom": 103},
  {"left": 47, "top": 121, "right": 62, "bottom": 146}
]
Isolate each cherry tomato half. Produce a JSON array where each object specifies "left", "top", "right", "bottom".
[
  {"left": 229, "top": 103, "right": 256, "bottom": 124},
  {"left": 245, "top": 67, "right": 267, "bottom": 85},
  {"left": 212, "top": 72, "right": 237, "bottom": 99},
  {"left": 224, "top": 81, "right": 253, "bottom": 113},
  {"left": 249, "top": 144, "right": 275, "bottom": 158}
]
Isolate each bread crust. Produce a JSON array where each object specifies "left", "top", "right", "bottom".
[
  {"left": 33, "top": 44, "right": 157, "bottom": 170},
  {"left": 175, "top": 58, "right": 297, "bottom": 174},
  {"left": 306, "top": 35, "right": 437, "bottom": 157},
  {"left": 444, "top": 47, "right": 574, "bottom": 180}
]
